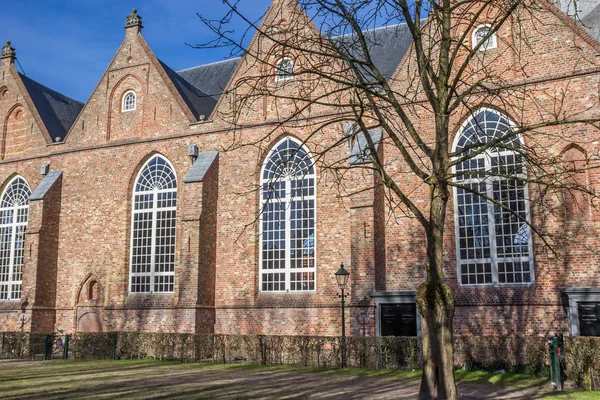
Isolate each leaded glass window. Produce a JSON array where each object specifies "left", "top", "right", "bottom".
[
  {"left": 260, "top": 137, "right": 315, "bottom": 292},
  {"left": 275, "top": 57, "right": 294, "bottom": 82},
  {"left": 122, "top": 91, "right": 136, "bottom": 112},
  {"left": 453, "top": 109, "right": 533, "bottom": 285},
  {"left": 473, "top": 25, "right": 497, "bottom": 51},
  {"left": 0, "top": 176, "right": 30, "bottom": 300},
  {"left": 130, "top": 155, "right": 177, "bottom": 293}
]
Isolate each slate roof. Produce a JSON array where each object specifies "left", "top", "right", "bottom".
[
  {"left": 173, "top": 23, "right": 413, "bottom": 114},
  {"left": 159, "top": 60, "right": 218, "bottom": 120},
  {"left": 582, "top": 4, "right": 600, "bottom": 41},
  {"left": 177, "top": 58, "right": 240, "bottom": 101},
  {"left": 332, "top": 23, "right": 413, "bottom": 80},
  {"left": 183, "top": 151, "right": 219, "bottom": 183},
  {"left": 19, "top": 74, "right": 83, "bottom": 142},
  {"left": 29, "top": 170, "right": 63, "bottom": 201}
]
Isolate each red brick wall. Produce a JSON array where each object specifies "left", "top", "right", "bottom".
[{"left": 0, "top": 2, "right": 599, "bottom": 338}]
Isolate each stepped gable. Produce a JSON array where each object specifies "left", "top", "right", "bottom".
[
  {"left": 18, "top": 73, "right": 83, "bottom": 142},
  {"left": 159, "top": 59, "right": 217, "bottom": 120}
]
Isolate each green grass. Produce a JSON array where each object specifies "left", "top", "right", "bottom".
[
  {"left": 0, "top": 359, "right": 599, "bottom": 399},
  {"left": 454, "top": 368, "right": 547, "bottom": 387}
]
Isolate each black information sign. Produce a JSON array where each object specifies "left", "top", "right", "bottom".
[
  {"left": 381, "top": 303, "right": 417, "bottom": 336},
  {"left": 578, "top": 302, "right": 600, "bottom": 336}
]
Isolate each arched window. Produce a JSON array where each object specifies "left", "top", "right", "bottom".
[
  {"left": 472, "top": 24, "right": 497, "bottom": 51},
  {"left": 453, "top": 108, "right": 533, "bottom": 285},
  {"left": 122, "top": 90, "right": 136, "bottom": 112},
  {"left": 275, "top": 57, "right": 294, "bottom": 82},
  {"left": 0, "top": 176, "right": 30, "bottom": 300},
  {"left": 130, "top": 155, "right": 177, "bottom": 293},
  {"left": 260, "top": 137, "right": 315, "bottom": 292}
]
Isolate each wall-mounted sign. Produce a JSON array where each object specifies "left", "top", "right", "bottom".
[{"left": 578, "top": 302, "right": 600, "bottom": 336}]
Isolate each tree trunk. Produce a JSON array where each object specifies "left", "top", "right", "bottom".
[
  {"left": 417, "top": 280, "right": 457, "bottom": 399},
  {"left": 416, "top": 174, "right": 458, "bottom": 399}
]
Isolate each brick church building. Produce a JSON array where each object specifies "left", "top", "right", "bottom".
[{"left": 1, "top": 0, "right": 600, "bottom": 337}]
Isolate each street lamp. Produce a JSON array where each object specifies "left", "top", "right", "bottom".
[{"left": 335, "top": 263, "right": 350, "bottom": 368}]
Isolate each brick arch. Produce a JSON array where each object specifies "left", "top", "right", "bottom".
[
  {"left": 256, "top": 132, "right": 309, "bottom": 175},
  {"left": 0, "top": 86, "right": 8, "bottom": 99},
  {"left": 560, "top": 144, "right": 590, "bottom": 222},
  {"left": 77, "top": 312, "right": 103, "bottom": 333},
  {"left": 75, "top": 272, "right": 104, "bottom": 306},
  {"left": 107, "top": 73, "right": 144, "bottom": 141},
  {"left": 451, "top": 104, "right": 519, "bottom": 148},
  {"left": 2, "top": 103, "right": 27, "bottom": 159},
  {"left": 0, "top": 171, "right": 24, "bottom": 193}
]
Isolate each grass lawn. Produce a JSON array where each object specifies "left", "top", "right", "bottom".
[{"left": 0, "top": 359, "right": 598, "bottom": 399}]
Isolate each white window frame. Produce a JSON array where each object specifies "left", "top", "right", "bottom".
[
  {"left": 472, "top": 24, "right": 497, "bottom": 51},
  {"left": 452, "top": 108, "right": 534, "bottom": 287},
  {"left": 259, "top": 136, "right": 316, "bottom": 293},
  {"left": 129, "top": 155, "right": 177, "bottom": 294},
  {"left": 122, "top": 90, "right": 137, "bottom": 112},
  {"left": 275, "top": 57, "right": 294, "bottom": 82},
  {"left": 0, "top": 176, "right": 30, "bottom": 301}
]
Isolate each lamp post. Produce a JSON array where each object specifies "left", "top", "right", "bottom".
[{"left": 335, "top": 263, "right": 350, "bottom": 368}]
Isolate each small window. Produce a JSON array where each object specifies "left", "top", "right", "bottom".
[
  {"left": 472, "top": 25, "right": 497, "bottom": 51},
  {"left": 122, "top": 90, "right": 136, "bottom": 112},
  {"left": 275, "top": 57, "right": 294, "bottom": 82}
]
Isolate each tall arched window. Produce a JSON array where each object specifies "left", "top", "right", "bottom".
[
  {"left": 453, "top": 108, "right": 533, "bottom": 285},
  {"left": 0, "top": 176, "right": 30, "bottom": 300},
  {"left": 130, "top": 155, "right": 177, "bottom": 293},
  {"left": 260, "top": 137, "right": 315, "bottom": 292}
]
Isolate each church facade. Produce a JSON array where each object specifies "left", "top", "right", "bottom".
[{"left": 1, "top": 0, "right": 600, "bottom": 338}]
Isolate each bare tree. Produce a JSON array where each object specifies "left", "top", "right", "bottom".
[{"left": 194, "top": 0, "right": 600, "bottom": 398}]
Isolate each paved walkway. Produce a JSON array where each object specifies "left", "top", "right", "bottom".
[{"left": 0, "top": 359, "right": 565, "bottom": 399}]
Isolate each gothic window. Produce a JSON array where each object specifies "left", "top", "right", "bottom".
[
  {"left": 260, "top": 137, "right": 315, "bottom": 292},
  {"left": 0, "top": 176, "right": 30, "bottom": 300},
  {"left": 275, "top": 57, "right": 294, "bottom": 82},
  {"left": 453, "top": 108, "right": 533, "bottom": 285},
  {"left": 473, "top": 25, "right": 497, "bottom": 51},
  {"left": 122, "top": 90, "right": 136, "bottom": 112},
  {"left": 130, "top": 155, "right": 177, "bottom": 294}
]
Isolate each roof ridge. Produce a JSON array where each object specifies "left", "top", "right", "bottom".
[
  {"left": 18, "top": 72, "right": 84, "bottom": 105},
  {"left": 176, "top": 57, "right": 242, "bottom": 73}
]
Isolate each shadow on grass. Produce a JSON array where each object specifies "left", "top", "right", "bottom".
[{"left": 3, "top": 360, "right": 600, "bottom": 400}]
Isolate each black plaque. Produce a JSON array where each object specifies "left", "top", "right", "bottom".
[
  {"left": 578, "top": 302, "right": 600, "bottom": 336},
  {"left": 381, "top": 303, "right": 417, "bottom": 336}
]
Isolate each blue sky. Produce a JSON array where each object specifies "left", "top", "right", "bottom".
[{"left": 2, "top": 0, "right": 273, "bottom": 102}]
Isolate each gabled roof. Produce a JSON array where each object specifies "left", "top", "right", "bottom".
[
  {"left": 174, "top": 23, "right": 413, "bottom": 109},
  {"left": 177, "top": 58, "right": 240, "bottom": 101},
  {"left": 158, "top": 60, "right": 218, "bottom": 120},
  {"left": 19, "top": 73, "right": 83, "bottom": 141},
  {"left": 332, "top": 23, "right": 413, "bottom": 80}
]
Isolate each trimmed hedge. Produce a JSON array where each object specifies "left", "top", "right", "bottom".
[{"left": 1, "top": 332, "right": 598, "bottom": 389}]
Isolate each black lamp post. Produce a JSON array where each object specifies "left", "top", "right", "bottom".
[{"left": 335, "top": 263, "right": 350, "bottom": 368}]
